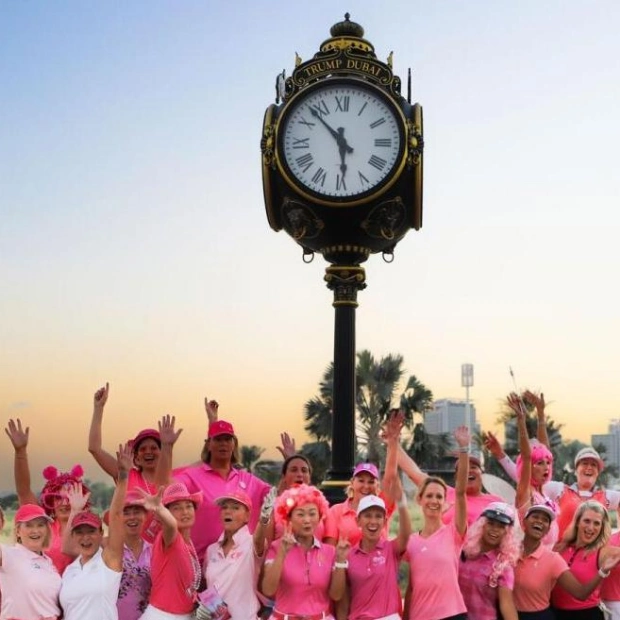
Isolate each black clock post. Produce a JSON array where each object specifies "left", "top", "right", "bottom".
[{"left": 261, "top": 14, "right": 424, "bottom": 504}]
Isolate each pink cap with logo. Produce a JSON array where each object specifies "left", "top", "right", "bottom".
[
  {"left": 352, "top": 462, "right": 380, "bottom": 479},
  {"left": 208, "top": 420, "right": 235, "bottom": 438},
  {"left": 71, "top": 511, "right": 103, "bottom": 531}
]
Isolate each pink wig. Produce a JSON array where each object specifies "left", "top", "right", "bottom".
[
  {"left": 39, "top": 465, "right": 91, "bottom": 516},
  {"left": 274, "top": 484, "right": 329, "bottom": 526},
  {"left": 463, "top": 515, "right": 521, "bottom": 587},
  {"left": 516, "top": 440, "right": 553, "bottom": 486}
]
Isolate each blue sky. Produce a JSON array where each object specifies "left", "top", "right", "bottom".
[{"left": 2, "top": 1, "right": 620, "bottom": 490}]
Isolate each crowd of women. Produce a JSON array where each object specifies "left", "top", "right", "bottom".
[{"left": 2, "top": 384, "right": 620, "bottom": 620}]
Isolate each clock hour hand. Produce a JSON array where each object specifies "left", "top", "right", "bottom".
[{"left": 309, "top": 108, "right": 354, "bottom": 177}]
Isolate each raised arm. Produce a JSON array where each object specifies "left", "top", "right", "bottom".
[
  {"left": 508, "top": 393, "right": 531, "bottom": 510},
  {"left": 328, "top": 538, "right": 351, "bottom": 602},
  {"left": 483, "top": 431, "right": 518, "bottom": 482},
  {"left": 261, "top": 523, "right": 295, "bottom": 598},
  {"left": 140, "top": 486, "right": 177, "bottom": 547},
  {"left": 204, "top": 397, "right": 219, "bottom": 425},
  {"left": 154, "top": 414, "right": 182, "bottom": 487},
  {"left": 276, "top": 432, "right": 297, "bottom": 460},
  {"left": 102, "top": 443, "right": 130, "bottom": 572},
  {"left": 88, "top": 383, "right": 119, "bottom": 479},
  {"left": 523, "top": 390, "right": 549, "bottom": 449},
  {"left": 384, "top": 413, "right": 412, "bottom": 552},
  {"left": 61, "top": 483, "right": 91, "bottom": 555},
  {"left": 5, "top": 419, "right": 37, "bottom": 505},
  {"left": 453, "top": 425, "right": 470, "bottom": 536},
  {"left": 396, "top": 442, "right": 429, "bottom": 487}
]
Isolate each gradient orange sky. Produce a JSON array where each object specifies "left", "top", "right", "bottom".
[{"left": 2, "top": 1, "right": 620, "bottom": 492}]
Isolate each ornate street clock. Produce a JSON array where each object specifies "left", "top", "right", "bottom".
[{"left": 262, "top": 13, "right": 423, "bottom": 265}]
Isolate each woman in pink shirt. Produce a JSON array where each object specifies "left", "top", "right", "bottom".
[
  {"left": 403, "top": 425, "right": 470, "bottom": 620},
  {"left": 551, "top": 500, "right": 620, "bottom": 619},
  {"left": 508, "top": 393, "right": 559, "bottom": 548},
  {"left": 344, "top": 412, "right": 411, "bottom": 620},
  {"left": 0, "top": 503, "right": 62, "bottom": 620},
  {"left": 261, "top": 484, "right": 349, "bottom": 620},
  {"left": 5, "top": 417, "right": 89, "bottom": 574},
  {"left": 138, "top": 482, "right": 203, "bottom": 620},
  {"left": 458, "top": 502, "right": 520, "bottom": 620},
  {"left": 513, "top": 504, "right": 617, "bottom": 620}
]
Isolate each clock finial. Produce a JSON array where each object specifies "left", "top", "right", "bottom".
[{"left": 330, "top": 13, "right": 364, "bottom": 38}]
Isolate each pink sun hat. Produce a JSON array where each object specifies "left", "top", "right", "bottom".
[{"left": 162, "top": 482, "right": 203, "bottom": 508}]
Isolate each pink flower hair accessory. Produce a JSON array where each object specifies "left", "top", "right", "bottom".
[{"left": 274, "top": 483, "right": 329, "bottom": 525}]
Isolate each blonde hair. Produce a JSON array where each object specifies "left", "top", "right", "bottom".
[
  {"left": 201, "top": 436, "right": 240, "bottom": 465},
  {"left": 417, "top": 476, "right": 447, "bottom": 502},
  {"left": 15, "top": 520, "right": 52, "bottom": 549},
  {"left": 562, "top": 500, "right": 610, "bottom": 553}
]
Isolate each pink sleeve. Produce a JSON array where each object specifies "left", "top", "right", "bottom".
[
  {"left": 552, "top": 552, "right": 569, "bottom": 579},
  {"left": 498, "top": 565, "right": 515, "bottom": 590}
]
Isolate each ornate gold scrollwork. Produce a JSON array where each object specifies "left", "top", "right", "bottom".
[
  {"left": 406, "top": 103, "right": 424, "bottom": 167},
  {"left": 324, "top": 265, "right": 367, "bottom": 307}
]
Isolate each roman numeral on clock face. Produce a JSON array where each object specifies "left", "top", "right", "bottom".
[
  {"left": 295, "top": 153, "right": 314, "bottom": 172},
  {"left": 335, "top": 95, "right": 350, "bottom": 112},
  {"left": 368, "top": 155, "right": 387, "bottom": 170},
  {"left": 311, "top": 167, "right": 327, "bottom": 186}
]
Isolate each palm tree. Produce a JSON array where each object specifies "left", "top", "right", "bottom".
[
  {"left": 240, "top": 445, "right": 265, "bottom": 472},
  {"left": 303, "top": 349, "right": 434, "bottom": 467}
]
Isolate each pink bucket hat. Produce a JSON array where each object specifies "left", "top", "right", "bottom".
[
  {"left": 352, "top": 462, "right": 380, "bottom": 479},
  {"left": 215, "top": 489, "right": 252, "bottom": 511},
  {"left": 71, "top": 511, "right": 103, "bottom": 531},
  {"left": 162, "top": 482, "right": 203, "bottom": 508},
  {"left": 15, "top": 503, "right": 52, "bottom": 524},
  {"left": 208, "top": 420, "right": 235, "bottom": 438}
]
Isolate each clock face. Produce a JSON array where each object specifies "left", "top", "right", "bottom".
[{"left": 277, "top": 80, "right": 405, "bottom": 204}]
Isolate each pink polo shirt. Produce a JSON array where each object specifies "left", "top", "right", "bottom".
[
  {"left": 0, "top": 543, "right": 62, "bottom": 619},
  {"left": 458, "top": 549, "right": 514, "bottom": 620},
  {"left": 265, "top": 538, "right": 336, "bottom": 615},
  {"left": 149, "top": 533, "right": 199, "bottom": 615},
  {"left": 323, "top": 494, "right": 394, "bottom": 546},
  {"left": 442, "top": 488, "right": 504, "bottom": 526},
  {"left": 513, "top": 545, "right": 568, "bottom": 612},
  {"left": 347, "top": 538, "right": 402, "bottom": 620},
  {"left": 174, "top": 464, "right": 270, "bottom": 564},
  {"left": 405, "top": 522, "right": 466, "bottom": 620},
  {"left": 601, "top": 531, "right": 620, "bottom": 602},
  {"left": 204, "top": 525, "right": 261, "bottom": 620},
  {"left": 551, "top": 545, "right": 601, "bottom": 610}
]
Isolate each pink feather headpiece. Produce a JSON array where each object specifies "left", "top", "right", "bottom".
[
  {"left": 39, "top": 464, "right": 91, "bottom": 515},
  {"left": 274, "top": 484, "right": 329, "bottom": 525}
]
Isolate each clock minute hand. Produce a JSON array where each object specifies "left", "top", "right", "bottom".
[
  {"left": 309, "top": 107, "right": 341, "bottom": 142},
  {"left": 336, "top": 127, "right": 354, "bottom": 178}
]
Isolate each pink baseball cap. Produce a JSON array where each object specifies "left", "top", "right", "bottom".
[
  {"left": 353, "top": 462, "right": 380, "bottom": 479},
  {"left": 131, "top": 428, "right": 161, "bottom": 452},
  {"left": 71, "top": 511, "right": 103, "bottom": 531},
  {"left": 124, "top": 490, "right": 146, "bottom": 508},
  {"left": 162, "top": 482, "right": 203, "bottom": 508},
  {"left": 15, "top": 503, "right": 52, "bottom": 524},
  {"left": 208, "top": 420, "right": 235, "bottom": 438},
  {"left": 215, "top": 489, "right": 252, "bottom": 511}
]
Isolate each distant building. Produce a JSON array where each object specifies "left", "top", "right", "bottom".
[
  {"left": 424, "top": 398, "right": 481, "bottom": 452},
  {"left": 592, "top": 419, "right": 620, "bottom": 471}
]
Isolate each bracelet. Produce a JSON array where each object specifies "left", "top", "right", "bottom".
[
  {"left": 457, "top": 446, "right": 469, "bottom": 453},
  {"left": 598, "top": 567, "right": 610, "bottom": 578},
  {"left": 333, "top": 561, "right": 348, "bottom": 570}
]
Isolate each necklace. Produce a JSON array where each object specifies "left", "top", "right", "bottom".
[{"left": 185, "top": 538, "right": 201, "bottom": 600}]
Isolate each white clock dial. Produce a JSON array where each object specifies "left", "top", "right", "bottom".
[{"left": 278, "top": 80, "right": 404, "bottom": 202}]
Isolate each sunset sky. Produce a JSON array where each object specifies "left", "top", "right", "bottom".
[{"left": 2, "top": 1, "right": 620, "bottom": 492}]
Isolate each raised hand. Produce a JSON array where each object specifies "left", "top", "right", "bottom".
[
  {"left": 66, "top": 482, "right": 91, "bottom": 513},
  {"left": 523, "top": 390, "right": 545, "bottom": 415},
  {"left": 280, "top": 522, "right": 296, "bottom": 554},
  {"left": 136, "top": 486, "right": 165, "bottom": 513},
  {"left": 116, "top": 442, "right": 133, "bottom": 474},
  {"left": 507, "top": 392, "right": 526, "bottom": 418},
  {"left": 276, "top": 432, "right": 297, "bottom": 459},
  {"left": 158, "top": 414, "right": 182, "bottom": 445},
  {"left": 94, "top": 382, "right": 109, "bottom": 411},
  {"left": 260, "top": 487, "right": 277, "bottom": 522},
  {"left": 482, "top": 431, "right": 505, "bottom": 459},
  {"left": 204, "top": 397, "right": 219, "bottom": 424},
  {"left": 335, "top": 537, "right": 351, "bottom": 563},
  {"left": 454, "top": 425, "right": 471, "bottom": 449},
  {"left": 384, "top": 409, "right": 405, "bottom": 441},
  {"left": 5, "top": 418, "right": 29, "bottom": 451}
]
